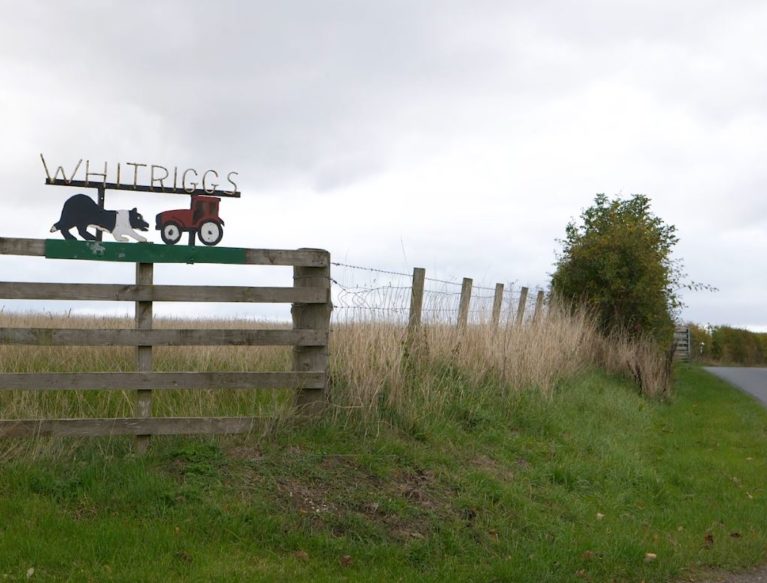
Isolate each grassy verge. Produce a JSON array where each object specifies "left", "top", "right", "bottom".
[{"left": 1, "top": 365, "right": 766, "bottom": 581}]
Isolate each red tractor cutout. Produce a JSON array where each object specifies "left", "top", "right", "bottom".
[{"left": 155, "top": 195, "right": 225, "bottom": 246}]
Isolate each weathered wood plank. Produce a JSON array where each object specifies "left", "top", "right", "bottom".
[
  {"left": 457, "top": 278, "right": 473, "bottom": 328},
  {"left": 134, "top": 262, "right": 153, "bottom": 452},
  {"left": 292, "top": 253, "right": 331, "bottom": 414},
  {"left": 515, "top": 286, "right": 529, "bottom": 326},
  {"left": 491, "top": 283, "right": 504, "bottom": 327},
  {"left": 0, "top": 238, "right": 329, "bottom": 267},
  {"left": 408, "top": 267, "right": 426, "bottom": 328},
  {"left": 0, "top": 372, "right": 326, "bottom": 391},
  {"left": 0, "top": 417, "right": 266, "bottom": 438},
  {"left": 0, "top": 237, "right": 45, "bottom": 256},
  {"left": 532, "top": 289, "right": 545, "bottom": 323},
  {"left": 0, "top": 328, "right": 327, "bottom": 347},
  {"left": 0, "top": 282, "right": 326, "bottom": 303},
  {"left": 244, "top": 248, "right": 329, "bottom": 267}
]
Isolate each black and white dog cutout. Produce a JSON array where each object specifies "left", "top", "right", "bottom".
[{"left": 50, "top": 194, "right": 150, "bottom": 242}]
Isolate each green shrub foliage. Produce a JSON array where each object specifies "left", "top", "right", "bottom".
[
  {"left": 690, "top": 323, "right": 767, "bottom": 365},
  {"left": 551, "top": 194, "right": 681, "bottom": 343}
]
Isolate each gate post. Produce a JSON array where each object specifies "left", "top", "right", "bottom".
[
  {"left": 134, "top": 262, "right": 153, "bottom": 452},
  {"left": 292, "top": 250, "right": 331, "bottom": 414}
]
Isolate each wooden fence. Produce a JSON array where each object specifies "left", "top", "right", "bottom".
[
  {"left": 406, "top": 267, "right": 545, "bottom": 329},
  {"left": 0, "top": 237, "right": 331, "bottom": 449},
  {"left": 673, "top": 326, "right": 691, "bottom": 362}
]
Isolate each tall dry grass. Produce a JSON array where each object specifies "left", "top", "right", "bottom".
[
  {"left": 594, "top": 331, "right": 674, "bottom": 399},
  {"left": 0, "top": 312, "right": 294, "bottom": 422},
  {"left": 329, "top": 303, "right": 595, "bottom": 422},
  {"left": 329, "top": 300, "right": 673, "bottom": 426}
]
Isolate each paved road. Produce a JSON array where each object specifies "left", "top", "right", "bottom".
[{"left": 705, "top": 367, "right": 767, "bottom": 407}]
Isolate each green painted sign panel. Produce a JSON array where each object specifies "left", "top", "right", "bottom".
[{"left": 44, "top": 240, "right": 247, "bottom": 264}]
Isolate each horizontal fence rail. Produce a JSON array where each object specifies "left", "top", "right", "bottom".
[
  {"left": 0, "top": 372, "right": 325, "bottom": 391},
  {"left": 0, "top": 282, "right": 327, "bottom": 303},
  {"left": 0, "top": 237, "right": 329, "bottom": 267},
  {"left": 0, "top": 328, "right": 327, "bottom": 347},
  {"left": 0, "top": 238, "right": 332, "bottom": 448},
  {"left": 0, "top": 417, "right": 267, "bottom": 438}
]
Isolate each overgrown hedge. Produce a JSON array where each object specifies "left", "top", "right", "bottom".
[{"left": 689, "top": 323, "right": 767, "bottom": 366}]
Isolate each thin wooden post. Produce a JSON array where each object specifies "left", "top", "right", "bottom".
[
  {"left": 491, "top": 283, "right": 504, "bottom": 327},
  {"left": 457, "top": 277, "right": 473, "bottom": 328},
  {"left": 532, "top": 289, "right": 545, "bottom": 323},
  {"left": 134, "top": 262, "right": 153, "bottom": 453},
  {"left": 504, "top": 283, "right": 514, "bottom": 327},
  {"left": 515, "top": 286, "right": 529, "bottom": 326},
  {"left": 408, "top": 267, "right": 425, "bottom": 329},
  {"left": 292, "top": 250, "right": 331, "bottom": 414}
]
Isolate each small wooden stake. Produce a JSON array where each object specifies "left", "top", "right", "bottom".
[
  {"left": 515, "top": 286, "right": 529, "bottom": 326},
  {"left": 532, "top": 289, "right": 545, "bottom": 323},
  {"left": 491, "top": 283, "right": 504, "bottom": 327},
  {"left": 408, "top": 267, "right": 425, "bottom": 329},
  {"left": 458, "top": 277, "right": 473, "bottom": 328}
]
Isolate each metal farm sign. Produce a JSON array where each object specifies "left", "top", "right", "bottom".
[{"left": 40, "top": 154, "right": 240, "bottom": 246}]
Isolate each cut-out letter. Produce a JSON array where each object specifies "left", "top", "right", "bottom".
[{"left": 202, "top": 170, "right": 219, "bottom": 193}]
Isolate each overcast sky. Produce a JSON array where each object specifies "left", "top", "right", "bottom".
[{"left": 1, "top": 1, "right": 765, "bottom": 327}]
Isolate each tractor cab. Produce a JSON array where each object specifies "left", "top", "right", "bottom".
[{"left": 192, "top": 196, "right": 219, "bottom": 225}]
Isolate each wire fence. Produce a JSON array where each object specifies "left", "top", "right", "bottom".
[{"left": 330, "top": 262, "right": 546, "bottom": 326}]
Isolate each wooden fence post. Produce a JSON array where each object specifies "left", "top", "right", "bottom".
[
  {"left": 532, "top": 289, "right": 545, "bottom": 323},
  {"left": 134, "top": 262, "right": 153, "bottom": 453},
  {"left": 515, "top": 286, "right": 529, "bottom": 326},
  {"left": 457, "top": 277, "right": 473, "bottom": 328},
  {"left": 408, "top": 267, "right": 425, "bottom": 329},
  {"left": 292, "top": 250, "right": 331, "bottom": 414},
  {"left": 503, "top": 283, "right": 515, "bottom": 326},
  {"left": 491, "top": 283, "right": 504, "bottom": 328}
]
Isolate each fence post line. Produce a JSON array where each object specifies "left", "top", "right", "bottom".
[
  {"left": 134, "top": 262, "right": 153, "bottom": 453},
  {"left": 457, "top": 277, "right": 473, "bottom": 328},
  {"left": 292, "top": 250, "right": 331, "bottom": 415},
  {"left": 491, "top": 283, "right": 504, "bottom": 328},
  {"left": 408, "top": 267, "right": 426, "bottom": 329},
  {"left": 532, "top": 289, "right": 545, "bottom": 323},
  {"left": 515, "top": 286, "right": 529, "bottom": 326}
]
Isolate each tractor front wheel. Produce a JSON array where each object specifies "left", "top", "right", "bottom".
[
  {"left": 161, "top": 221, "right": 182, "bottom": 245},
  {"left": 198, "top": 221, "right": 223, "bottom": 246}
]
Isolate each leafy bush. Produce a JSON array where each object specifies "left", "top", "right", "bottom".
[
  {"left": 551, "top": 194, "right": 681, "bottom": 344},
  {"left": 690, "top": 323, "right": 767, "bottom": 365}
]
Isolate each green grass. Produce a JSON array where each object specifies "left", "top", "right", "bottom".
[{"left": 1, "top": 366, "right": 766, "bottom": 581}]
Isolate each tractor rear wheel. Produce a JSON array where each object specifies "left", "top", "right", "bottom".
[
  {"left": 198, "top": 221, "right": 223, "bottom": 246},
  {"left": 161, "top": 221, "right": 182, "bottom": 245}
]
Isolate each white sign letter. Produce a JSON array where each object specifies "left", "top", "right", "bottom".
[{"left": 225, "top": 171, "right": 239, "bottom": 195}]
